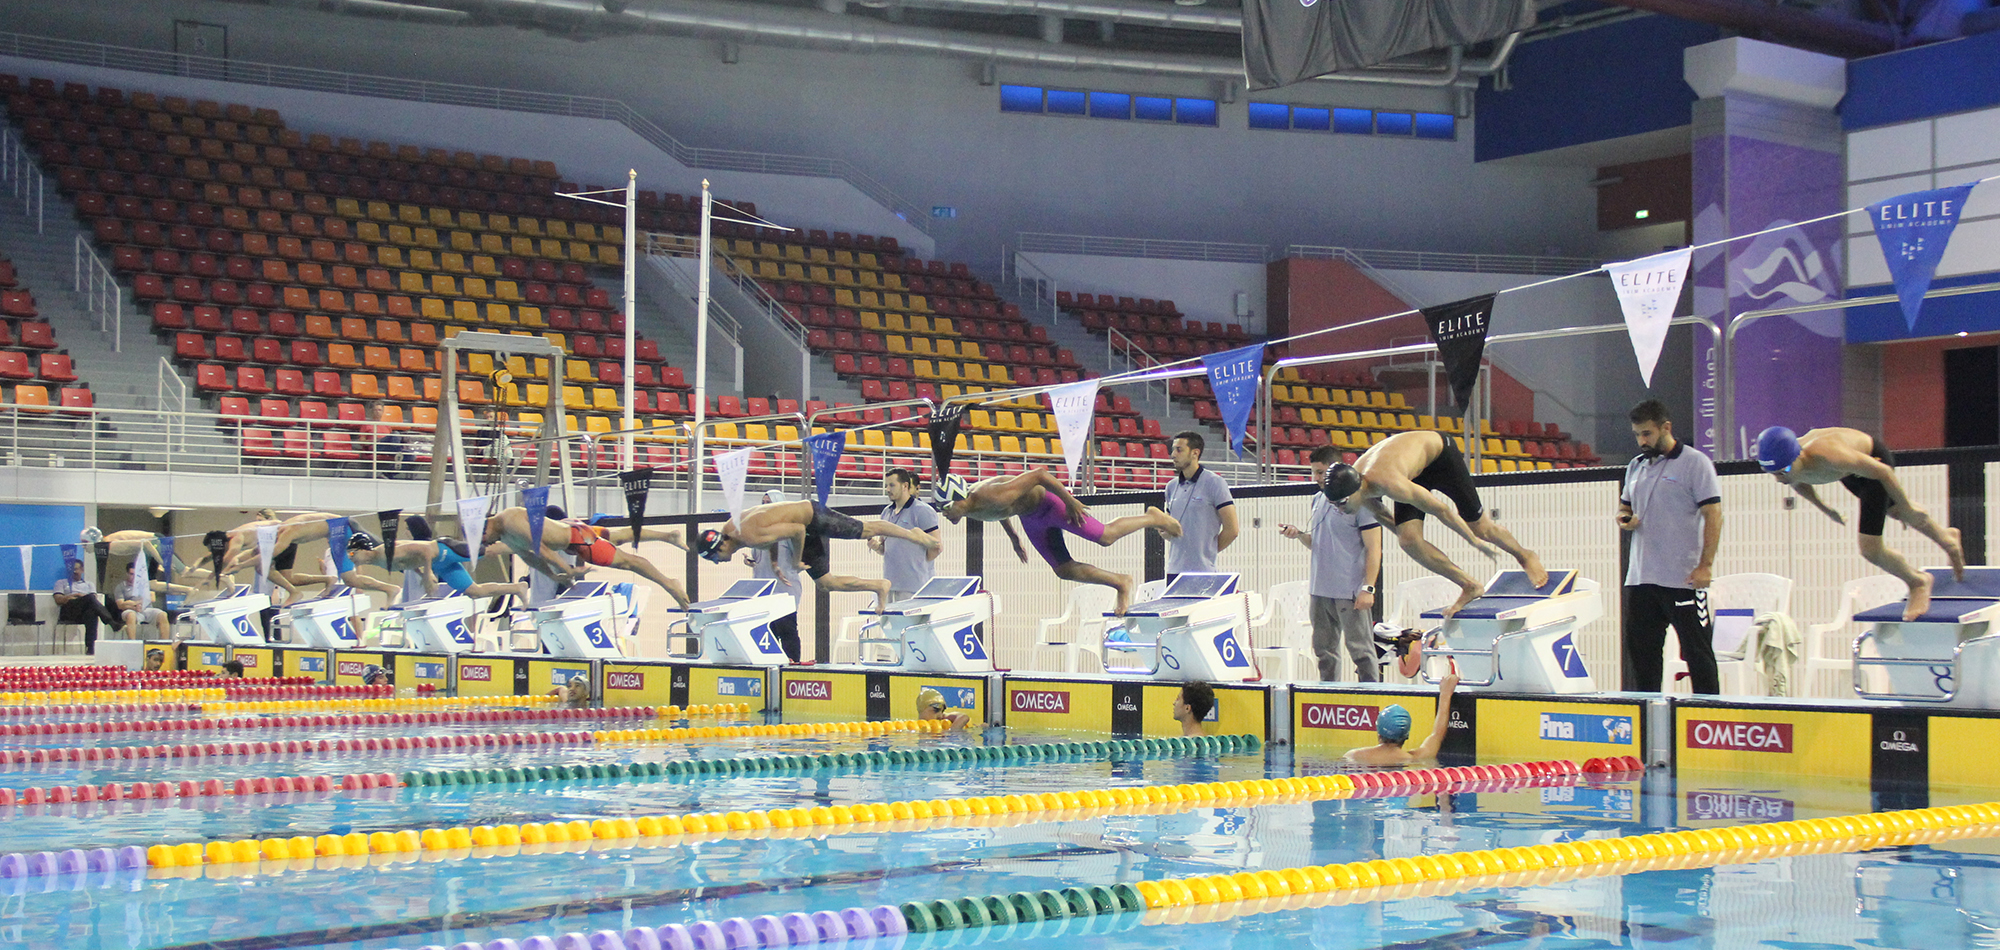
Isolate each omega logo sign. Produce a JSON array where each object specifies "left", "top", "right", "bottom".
[
  {"left": 1685, "top": 719, "right": 1792, "bottom": 753},
  {"left": 606, "top": 672, "right": 644, "bottom": 690},
  {"left": 1011, "top": 690, "right": 1070, "bottom": 714},
  {"left": 457, "top": 665, "right": 493, "bottom": 682},
  {"left": 786, "top": 680, "right": 832, "bottom": 700},
  {"left": 1299, "top": 703, "right": 1376, "bottom": 730}
]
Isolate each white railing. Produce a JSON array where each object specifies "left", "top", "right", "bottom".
[
  {"left": 0, "top": 122, "right": 44, "bottom": 233},
  {"left": 1018, "top": 232, "right": 1269, "bottom": 264},
  {"left": 72, "top": 234, "right": 122, "bottom": 352},
  {"left": 0, "top": 401, "right": 1308, "bottom": 499},
  {"left": 1286, "top": 244, "right": 1601, "bottom": 277},
  {"left": 1000, "top": 248, "right": 1061, "bottom": 323},
  {"left": 0, "top": 30, "right": 930, "bottom": 234},
  {"left": 154, "top": 357, "right": 187, "bottom": 451},
  {"left": 1105, "top": 327, "right": 1170, "bottom": 412}
]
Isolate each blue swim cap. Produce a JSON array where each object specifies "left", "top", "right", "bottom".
[
  {"left": 1756, "top": 426, "right": 1800, "bottom": 473},
  {"left": 1376, "top": 704, "right": 1412, "bottom": 744}
]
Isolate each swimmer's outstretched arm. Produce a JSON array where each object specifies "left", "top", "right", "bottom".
[
  {"left": 998, "top": 518, "right": 1029, "bottom": 563},
  {"left": 1408, "top": 664, "right": 1459, "bottom": 760},
  {"left": 1790, "top": 483, "right": 1845, "bottom": 525}
]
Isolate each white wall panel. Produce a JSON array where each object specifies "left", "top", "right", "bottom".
[
  {"left": 1934, "top": 106, "right": 2000, "bottom": 170},
  {"left": 1848, "top": 121, "right": 1934, "bottom": 181},
  {"left": 1845, "top": 173, "right": 1937, "bottom": 235},
  {"left": 1934, "top": 216, "right": 2000, "bottom": 279},
  {"left": 1845, "top": 237, "right": 1892, "bottom": 287}
]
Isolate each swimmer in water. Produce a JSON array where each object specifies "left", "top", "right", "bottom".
[
  {"left": 1757, "top": 426, "right": 1965, "bottom": 621},
  {"left": 916, "top": 687, "right": 969, "bottom": 731},
  {"left": 548, "top": 676, "right": 591, "bottom": 707},
  {"left": 1173, "top": 682, "right": 1214, "bottom": 737},
  {"left": 1344, "top": 660, "right": 1459, "bottom": 766}
]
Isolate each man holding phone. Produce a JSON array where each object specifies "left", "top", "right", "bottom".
[
  {"left": 1280, "top": 446, "right": 1383, "bottom": 681},
  {"left": 1620, "top": 399, "right": 1723, "bottom": 694}
]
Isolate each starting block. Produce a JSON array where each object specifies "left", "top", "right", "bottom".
[
  {"left": 1419, "top": 570, "right": 1600, "bottom": 692},
  {"left": 1101, "top": 573, "right": 1255, "bottom": 683},
  {"left": 665, "top": 578, "right": 794, "bottom": 666},
  {"left": 287, "top": 587, "right": 371, "bottom": 651},
  {"left": 187, "top": 586, "right": 271, "bottom": 646},
  {"left": 1852, "top": 567, "right": 2000, "bottom": 707},
  {"left": 858, "top": 576, "right": 996, "bottom": 673},
  {"left": 533, "top": 581, "right": 631, "bottom": 659},
  {"left": 394, "top": 593, "right": 481, "bottom": 654}
]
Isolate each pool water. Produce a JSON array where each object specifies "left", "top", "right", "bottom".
[{"left": 0, "top": 708, "right": 1993, "bottom": 950}]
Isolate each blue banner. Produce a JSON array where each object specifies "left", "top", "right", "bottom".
[
  {"left": 1869, "top": 182, "right": 1979, "bottom": 331},
  {"left": 157, "top": 533, "right": 174, "bottom": 580},
  {"left": 326, "top": 517, "right": 353, "bottom": 575},
  {"left": 524, "top": 485, "right": 550, "bottom": 552},
  {"left": 805, "top": 431, "right": 846, "bottom": 504},
  {"left": 59, "top": 543, "right": 77, "bottom": 570},
  {"left": 1202, "top": 342, "right": 1265, "bottom": 457}
]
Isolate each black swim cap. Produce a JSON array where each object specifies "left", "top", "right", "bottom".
[
  {"left": 695, "top": 529, "right": 728, "bottom": 563},
  {"left": 1321, "top": 462, "right": 1362, "bottom": 503}
]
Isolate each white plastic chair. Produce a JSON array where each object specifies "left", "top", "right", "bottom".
[
  {"left": 1033, "top": 584, "right": 1117, "bottom": 673},
  {"left": 1802, "top": 574, "right": 1907, "bottom": 699},
  {"left": 1385, "top": 576, "right": 1462, "bottom": 683},
  {"left": 1712, "top": 572, "right": 1792, "bottom": 695},
  {"left": 1249, "top": 580, "right": 1313, "bottom": 682}
]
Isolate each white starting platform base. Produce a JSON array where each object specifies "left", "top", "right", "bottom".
[
  {"left": 393, "top": 593, "right": 481, "bottom": 654},
  {"left": 858, "top": 576, "right": 997, "bottom": 674},
  {"left": 1419, "top": 570, "right": 1600, "bottom": 693},
  {"left": 187, "top": 586, "right": 271, "bottom": 646},
  {"left": 1101, "top": 573, "right": 1256, "bottom": 683},
  {"left": 1853, "top": 567, "right": 2000, "bottom": 707},
  {"left": 533, "top": 581, "right": 632, "bottom": 659},
  {"left": 287, "top": 587, "right": 370, "bottom": 650},
  {"left": 665, "top": 578, "right": 794, "bottom": 667}
]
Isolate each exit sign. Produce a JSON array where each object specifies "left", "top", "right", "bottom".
[{"left": 931, "top": 206, "right": 957, "bottom": 219}]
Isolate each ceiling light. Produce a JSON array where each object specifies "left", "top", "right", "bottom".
[
  {"left": 1174, "top": 0, "right": 1208, "bottom": 6},
  {"left": 1634, "top": 209, "right": 1650, "bottom": 219}
]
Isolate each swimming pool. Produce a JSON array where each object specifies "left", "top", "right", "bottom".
[{"left": 0, "top": 704, "right": 1992, "bottom": 950}]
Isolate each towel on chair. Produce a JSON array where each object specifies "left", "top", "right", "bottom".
[{"left": 1746, "top": 612, "right": 1804, "bottom": 697}]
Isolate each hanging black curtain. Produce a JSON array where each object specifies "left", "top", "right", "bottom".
[{"left": 1241, "top": 0, "right": 1533, "bottom": 91}]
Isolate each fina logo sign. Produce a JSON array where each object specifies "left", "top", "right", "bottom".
[
  {"left": 1685, "top": 719, "right": 1793, "bottom": 753},
  {"left": 1538, "top": 712, "right": 1634, "bottom": 745},
  {"left": 1299, "top": 703, "right": 1376, "bottom": 731},
  {"left": 458, "top": 664, "right": 493, "bottom": 682},
  {"left": 786, "top": 679, "right": 832, "bottom": 701},
  {"left": 606, "top": 672, "right": 644, "bottom": 691},
  {"left": 1011, "top": 689, "right": 1070, "bottom": 714}
]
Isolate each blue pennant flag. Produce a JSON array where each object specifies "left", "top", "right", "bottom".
[
  {"left": 805, "top": 431, "right": 846, "bottom": 504},
  {"left": 1869, "top": 182, "right": 1979, "bottom": 331},
  {"left": 59, "top": 543, "right": 77, "bottom": 570},
  {"left": 326, "top": 517, "right": 353, "bottom": 575},
  {"left": 1202, "top": 342, "right": 1266, "bottom": 457},
  {"left": 523, "top": 485, "right": 550, "bottom": 552}
]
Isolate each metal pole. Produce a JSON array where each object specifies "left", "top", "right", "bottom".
[
  {"left": 622, "top": 170, "right": 637, "bottom": 471},
  {"left": 691, "top": 181, "right": 712, "bottom": 514}
]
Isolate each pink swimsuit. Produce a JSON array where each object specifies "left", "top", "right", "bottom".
[{"left": 1017, "top": 490, "right": 1106, "bottom": 567}]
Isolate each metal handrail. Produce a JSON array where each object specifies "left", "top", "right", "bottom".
[
  {"left": 1718, "top": 279, "right": 2000, "bottom": 459},
  {"left": 0, "top": 121, "right": 44, "bottom": 233},
  {"left": 0, "top": 30, "right": 931, "bottom": 235},
  {"left": 707, "top": 250, "right": 809, "bottom": 342},
  {"left": 154, "top": 357, "right": 187, "bottom": 452},
  {"left": 72, "top": 235, "right": 122, "bottom": 352},
  {"left": 1285, "top": 244, "right": 1602, "bottom": 276},
  {"left": 1105, "top": 327, "right": 1170, "bottom": 413},
  {"left": 1018, "top": 232, "right": 1268, "bottom": 264},
  {"left": 1002, "top": 248, "right": 1061, "bottom": 324}
]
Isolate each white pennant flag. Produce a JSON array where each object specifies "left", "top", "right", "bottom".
[
  {"left": 133, "top": 550, "right": 151, "bottom": 609},
  {"left": 456, "top": 495, "right": 493, "bottom": 553},
  {"left": 16, "top": 546, "right": 29, "bottom": 588},
  {"left": 1048, "top": 378, "right": 1100, "bottom": 484},
  {"left": 715, "top": 447, "right": 755, "bottom": 522},
  {"left": 255, "top": 524, "right": 279, "bottom": 594},
  {"left": 1603, "top": 247, "right": 1692, "bottom": 388}
]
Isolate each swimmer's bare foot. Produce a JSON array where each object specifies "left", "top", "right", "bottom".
[
  {"left": 1903, "top": 573, "right": 1933, "bottom": 622},
  {"left": 1944, "top": 527, "right": 1966, "bottom": 580},
  {"left": 1522, "top": 553, "right": 1549, "bottom": 590},
  {"left": 1148, "top": 507, "right": 1182, "bottom": 539},
  {"left": 1443, "top": 580, "right": 1483, "bottom": 617},
  {"left": 1111, "top": 574, "right": 1134, "bottom": 616}
]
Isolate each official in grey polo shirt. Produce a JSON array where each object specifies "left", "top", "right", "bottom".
[
  {"left": 1282, "top": 446, "right": 1383, "bottom": 681},
  {"left": 1164, "top": 430, "right": 1238, "bottom": 578},
  {"left": 871, "top": 468, "right": 943, "bottom": 602},
  {"left": 1619, "top": 400, "right": 1723, "bottom": 694}
]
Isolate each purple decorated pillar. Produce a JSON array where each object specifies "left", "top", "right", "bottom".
[{"left": 1685, "top": 38, "right": 1848, "bottom": 459}]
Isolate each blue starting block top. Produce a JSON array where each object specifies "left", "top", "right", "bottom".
[
  {"left": 683, "top": 578, "right": 777, "bottom": 612},
  {"left": 555, "top": 581, "right": 612, "bottom": 601},
  {"left": 1853, "top": 567, "right": 2000, "bottom": 623},
  {"left": 1122, "top": 573, "right": 1241, "bottom": 617},
  {"left": 1421, "top": 570, "right": 1577, "bottom": 620},
  {"left": 884, "top": 576, "right": 983, "bottom": 613}
]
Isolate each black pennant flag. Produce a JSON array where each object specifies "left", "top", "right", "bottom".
[
  {"left": 93, "top": 540, "right": 111, "bottom": 588},
  {"left": 1422, "top": 293, "right": 1495, "bottom": 409},
  {"left": 203, "top": 530, "right": 229, "bottom": 582},
  {"left": 378, "top": 510, "right": 401, "bottom": 564},
  {"left": 620, "top": 468, "right": 653, "bottom": 548},
  {"left": 927, "top": 403, "right": 966, "bottom": 483}
]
